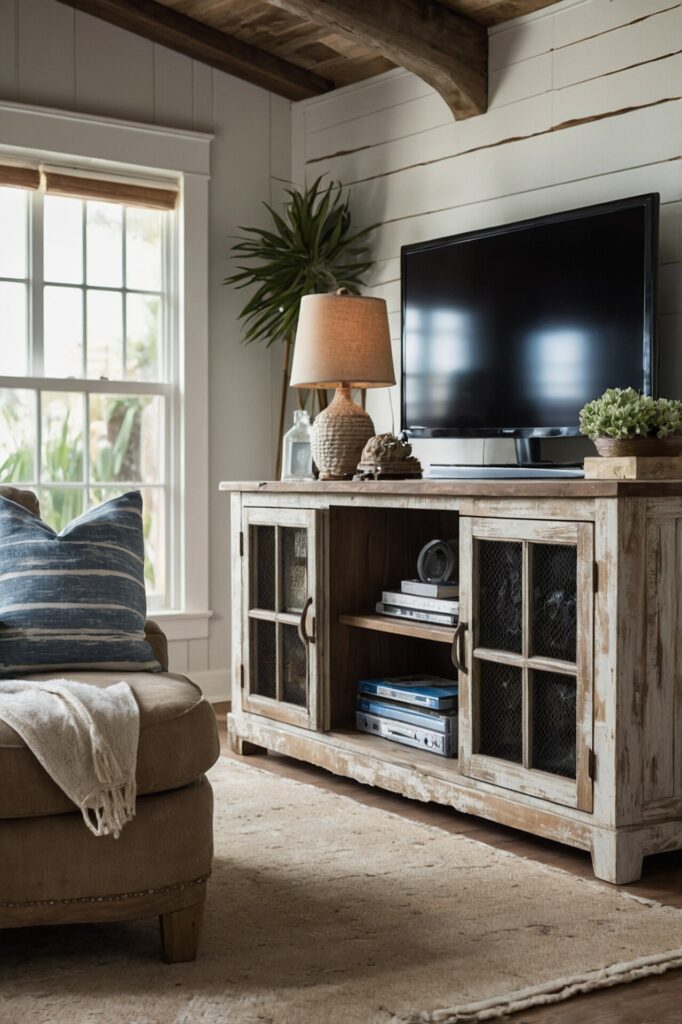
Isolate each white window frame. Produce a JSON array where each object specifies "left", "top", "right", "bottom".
[{"left": 0, "top": 100, "right": 212, "bottom": 640}]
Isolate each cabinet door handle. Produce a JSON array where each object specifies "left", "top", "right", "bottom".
[
  {"left": 298, "top": 596, "right": 315, "bottom": 646},
  {"left": 452, "top": 621, "right": 468, "bottom": 674}
]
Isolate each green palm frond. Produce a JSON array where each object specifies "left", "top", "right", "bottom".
[{"left": 224, "top": 178, "right": 377, "bottom": 347}]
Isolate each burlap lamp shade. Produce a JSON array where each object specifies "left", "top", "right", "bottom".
[{"left": 290, "top": 291, "right": 396, "bottom": 479}]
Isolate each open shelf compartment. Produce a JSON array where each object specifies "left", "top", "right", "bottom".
[{"left": 329, "top": 504, "right": 460, "bottom": 733}]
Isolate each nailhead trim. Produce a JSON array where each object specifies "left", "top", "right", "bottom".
[{"left": 0, "top": 872, "right": 210, "bottom": 909}]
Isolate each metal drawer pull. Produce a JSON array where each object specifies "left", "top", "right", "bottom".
[
  {"left": 452, "top": 621, "right": 468, "bottom": 673},
  {"left": 298, "top": 596, "right": 315, "bottom": 646}
]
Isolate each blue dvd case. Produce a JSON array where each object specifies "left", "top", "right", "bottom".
[
  {"left": 356, "top": 696, "right": 457, "bottom": 734},
  {"left": 357, "top": 675, "right": 458, "bottom": 711}
]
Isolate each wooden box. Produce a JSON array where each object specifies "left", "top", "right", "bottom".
[{"left": 584, "top": 455, "right": 682, "bottom": 480}]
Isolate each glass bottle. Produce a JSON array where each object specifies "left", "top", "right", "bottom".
[{"left": 281, "top": 409, "right": 314, "bottom": 480}]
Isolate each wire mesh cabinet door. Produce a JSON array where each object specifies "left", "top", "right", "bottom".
[
  {"left": 241, "top": 506, "right": 322, "bottom": 730},
  {"left": 458, "top": 517, "right": 594, "bottom": 811}
]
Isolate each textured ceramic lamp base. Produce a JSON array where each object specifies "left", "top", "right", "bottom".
[{"left": 312, "top": 387, "right": 375, "bottom": 480}]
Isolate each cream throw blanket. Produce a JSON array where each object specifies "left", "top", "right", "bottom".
[{"left": 0, "top": 679, "right": 139, "bottom": 838}]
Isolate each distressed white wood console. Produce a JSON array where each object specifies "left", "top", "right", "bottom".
[{"left": 220, "top": 478, "right": 682, "bottom": 883}]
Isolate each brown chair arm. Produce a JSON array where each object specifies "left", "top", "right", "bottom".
[
  {"left": 0, "top": 486, "right": 40, "bottom": 517},
  {"left": 145, "top": 619, "right": 169, "bottom": 671}
]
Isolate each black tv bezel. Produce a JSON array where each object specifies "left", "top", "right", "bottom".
[{"left": 400, "top": 193, "right": 660, "bottom": 440}]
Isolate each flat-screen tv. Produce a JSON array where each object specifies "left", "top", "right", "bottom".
[{"left": 401, "top": 194, "right": 659, "bottom": 440}]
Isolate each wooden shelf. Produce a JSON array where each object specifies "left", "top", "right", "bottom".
[
  {"left": 328, "top": 728, "right": 461, "bottom": 773},
  {"left": 338, "top": 612, "right": 455, "bottom": 645}
]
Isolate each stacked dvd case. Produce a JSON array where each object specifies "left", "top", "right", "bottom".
[
  {"left": 375, "top": 582, "right": 459, "bottom": 627},
  {"left": 355, "top": 676, "right": 458, "bottom": 757}
]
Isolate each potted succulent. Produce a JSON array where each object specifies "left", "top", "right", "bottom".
[{"left": 579, "top": 388, "right": 682, "bottom": 456}]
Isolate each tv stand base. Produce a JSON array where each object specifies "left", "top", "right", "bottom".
[{"left": 223, "top": 477, "right": 682, "bottom": 884}]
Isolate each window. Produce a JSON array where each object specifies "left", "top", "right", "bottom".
[
  {"left": 0, "top": 107, "right": 210, "bottom": 644},
  {"left": 0, "top": 169, "right": 178, "bottom": 610}
]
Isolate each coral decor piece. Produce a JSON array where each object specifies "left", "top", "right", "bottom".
[{"left": 355, "top": 432, "right": 423, "bottom": 479}]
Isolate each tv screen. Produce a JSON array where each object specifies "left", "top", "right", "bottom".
[{"left": 401, "top": 194, "right": 659, "bottom": 438}]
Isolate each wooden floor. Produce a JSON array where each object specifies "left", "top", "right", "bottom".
[{"left": 214, "top": 704, "right": 682, "bottom": 1024}]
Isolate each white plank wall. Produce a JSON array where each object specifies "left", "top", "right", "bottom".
[
  {"left": 293, "top": 0, "right": 682, "bottom": 467},
  {"left": 0, "top": 0, "right": 293, "bottom": 698},
  {"left": 2, "top": 0, "right": 681, "bottom": 693}
]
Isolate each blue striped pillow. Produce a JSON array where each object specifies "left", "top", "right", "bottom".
[{"left": 0, "top": 491, "right": 160, "bottom": 676}]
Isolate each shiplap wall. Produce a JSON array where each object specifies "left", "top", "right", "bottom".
[
  {"left": 0, "top": 0, "right": 293, "bottom": 697},
  {"left": 3, "top": 0, "right": 681, "bottom": 694},
  {"left": 293, "top": 0, "right": 682, "bottom": 467}
]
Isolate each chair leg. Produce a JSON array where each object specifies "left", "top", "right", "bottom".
[{"left": 159, "top": 900, "right": 205, "bottom": 963}]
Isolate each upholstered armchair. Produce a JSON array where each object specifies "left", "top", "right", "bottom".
[{"left": 0, "top": 486, "right": 220, "bottom": 962}]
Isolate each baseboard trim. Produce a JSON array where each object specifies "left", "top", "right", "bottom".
[{"left": 190, "top": 669, "right": 229, "bottom": 704}]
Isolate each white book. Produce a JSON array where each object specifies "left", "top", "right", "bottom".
[
  {"left": 401, "top": 579, "right": 459, "bottom": 599},
  {"left": 376, "top": 601, "right": 457, "bottom": 627},
  {"left": 382, "top": 589, "right": 459, "bottom": 614}
]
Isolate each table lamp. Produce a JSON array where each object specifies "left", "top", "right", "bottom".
[{"left": 290, "top": 290, "right": 396, "bottom": 479}]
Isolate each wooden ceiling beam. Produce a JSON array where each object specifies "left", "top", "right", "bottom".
[
  {"left": 54, "top": 0, "right": 334, "bottom": 101},
  {"left": 269, "top": 0, "right": 488, "bottom": 119}
]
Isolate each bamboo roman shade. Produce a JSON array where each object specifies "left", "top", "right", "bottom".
[
  {"left": 0, "top": 161, "right": 178, "bottom": 210},
  {"left": 0, "top": 165, "right": 40, "bottom": 190},
  {"left": 43, "top": 172, "right": 178, "bottom": 211}
]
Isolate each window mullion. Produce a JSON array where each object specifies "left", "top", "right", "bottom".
[
  {"left": 36, "top": 388, "right": 42, "bottom": 494},
  {"left": 0, "top": 374, "right": 169, "bottom": 396},
  {"left": 83, "top": 389, "right": 90, "bottom": 511},
  {"left": 82, "top": 201, "right": 87, "bottom": 378},
  {"left": 122, "top": 206, "right": 128, "bottom": 379},
  {"left": 30, "top": 189, "right": 44, "bottom": 376}
]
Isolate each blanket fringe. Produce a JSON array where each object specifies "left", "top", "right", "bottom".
[
  {"left": 80, "top": 730, "right": 136, "bottom": 838},
  {"left": 82, "top": 779, "right": 136, "bottom": 839}
]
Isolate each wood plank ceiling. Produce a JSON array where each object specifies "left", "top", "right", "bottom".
[{"left": 55, "top": 0, "right": 563, "bottom": 117}]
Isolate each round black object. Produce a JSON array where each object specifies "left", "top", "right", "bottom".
[{"left": 417, "top": 539, "right": 456, "bottom": 583}]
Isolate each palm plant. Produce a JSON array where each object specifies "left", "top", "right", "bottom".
[{"left": 224, "top": 177, "right": 376, "bottom": 476}]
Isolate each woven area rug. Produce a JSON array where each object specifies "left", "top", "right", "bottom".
[{"left": 2, "top": 757, "right": 682, "bottom": 1024}]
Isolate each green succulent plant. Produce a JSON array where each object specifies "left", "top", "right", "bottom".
[
  {"left": 579, "top": 388, "right": 682, "bottom": 439},
  {"left": 224, "top": 177, "right": 377, "bottom": 476}
]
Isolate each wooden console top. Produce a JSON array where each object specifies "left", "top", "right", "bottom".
[{"left": 219, "top": 477, "right": 682, "bottom": 498}]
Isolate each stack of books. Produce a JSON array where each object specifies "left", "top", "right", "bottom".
[
  {"left": 355, "top": 675, "right": 458, "bottom": 758},
  {"left": 375, "top": 578, "right": 459, "bottom": 626}
]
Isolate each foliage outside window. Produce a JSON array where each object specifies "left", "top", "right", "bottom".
[{"left": 0, "top": 181, "right": 173, "bottom": 607}]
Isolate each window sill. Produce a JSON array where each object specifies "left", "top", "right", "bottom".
[{"left": 149, "top": 610, "right": 212, "bottom": 641}]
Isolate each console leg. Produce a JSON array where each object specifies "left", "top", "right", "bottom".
[
  {"left": 230, "top": 735, "right": 268, "bottom": 756},
  {"left": 160, "top": 901, "right": 205, "bottom": 963},
  {"left": 591, "top": 829, "right": 645, "bottom": 884}
]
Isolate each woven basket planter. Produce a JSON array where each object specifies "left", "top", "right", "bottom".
[{"left": 593, "top": 435, "right": 682, "bottom": 457}]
